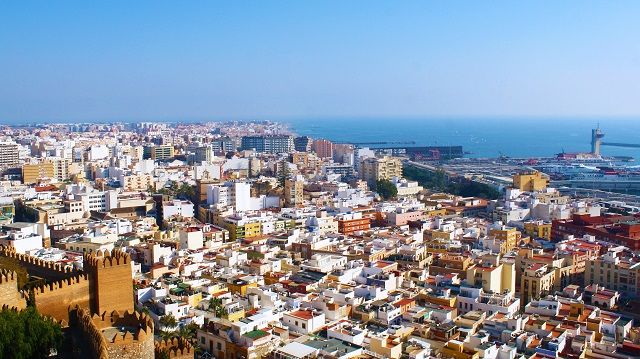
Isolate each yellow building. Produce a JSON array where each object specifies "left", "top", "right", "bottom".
[
  {"left": 466, "top": 261, "right": 515, "bottom": 294},
  {"left": 22, "top": 162, "right": 54, "bottom": 184},
  {"left": 520, "top": 263, "right": 556, "bottom": 304},
  {"left": 440, "top": 340, "right": 480, "bottom": 359},
  {"left": 227, "top": 279, "right": 257, "bottom": 296},
  {"left": 284, "top": 178, "right": 304, "bottom": 207},
  {"left": 360, "top": 156, "right": 403, "bottom": 187},
  {"left": 523, "top": 221, "right": 552, "bottom": 239},
  {"left": 369, "top": 335, "right": 402, "bottom": 359},
  {"left": 121, "top": 173, "right": 154, "bottom": 191},
  {"left": 489, "top": 226, "right": 522, "bottom": 253},
  {"left": 513, "top": 171, "right": 548, "bottom": 192},
  {"left": 425, "top": 208, "right": 448, "bottom": 217}
]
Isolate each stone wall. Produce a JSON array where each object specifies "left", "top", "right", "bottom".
[
  {"left": 0, "top": 270, "right": 26, "bottom": 309},
  {"left": 70, "top": 306, "right": 154, "bottom": 359},
  {"left": 84, "top": 250, "right": 134, "bottom": 315},
  {"left": 33, "top": 274, "right": 90, "bottom": 323},
  {"left": 155, "top": 337, "right": 194, "bottom": 359},
  {"left": 0, "top": 246, "right": 77, "bottom": 281}
]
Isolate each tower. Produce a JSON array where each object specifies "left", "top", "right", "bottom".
[
  {"left": 591, "top": 126, "right": 604, "bottom": 156},
  {"left": 0, "top": 269, "right": 26, "bottom": 310},
  {"left": 84, "top": 250, "right": 134, "bottom": 315}
]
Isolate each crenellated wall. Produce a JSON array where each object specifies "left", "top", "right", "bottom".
[
  {"left": 32, "top": 273, "right": 90, "bottom": 323},
  {"left": 70, "top": 306, "right": 154, "bottom": 359},
  {"left": 0, "top": 269, "right": 26, "bottom": 310},
  {"left": 0, "top": 246, "right": 77, "bottom": 281},
  {"left": 155, "top": 337, "right": 194, "bottom": 359}
]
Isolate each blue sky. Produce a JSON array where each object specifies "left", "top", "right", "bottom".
[{"left": 1, "top": 1, "right": 639, "bottom": 122}]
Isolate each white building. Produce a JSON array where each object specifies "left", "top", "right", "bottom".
[
  {"left": 457, "top": 285, "right": 521, "bottom": 317},
  {"left": 163, "top": 200, "right": 195, "bottom": 220},
  {"left": 0, "top": 222, "right": 45, "bottom": 254},
  {"left": 282, "top": 309, "right": 325, "bottom": 334},
  {"left": 179, "top": 227, "right": 204, "bottom": 250}
]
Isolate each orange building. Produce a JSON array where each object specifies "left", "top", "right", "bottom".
[
  {"left": 338, "top": 217, "right": 371, "bottom": 235},
  {"left": 312, "top": 139, "right": 334, "bottom": 158}
]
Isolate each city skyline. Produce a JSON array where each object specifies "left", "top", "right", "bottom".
[{"left": 2, "top": 1, "right": 640, "bottom": 122}]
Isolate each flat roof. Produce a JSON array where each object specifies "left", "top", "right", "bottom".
[{"left": 277, "top": 342, "right": 317, "bottom": 358}]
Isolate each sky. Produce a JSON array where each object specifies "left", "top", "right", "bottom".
[{"left": 1, "top": 1, "right": 639, "bottom": 122}]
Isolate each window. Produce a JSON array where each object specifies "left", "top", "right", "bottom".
[
  {"left": 200, "top": 337, "right": 205, "bottom": 344},
  {"left": 217, "top": 343, "right": 222, "bottom": 350}
]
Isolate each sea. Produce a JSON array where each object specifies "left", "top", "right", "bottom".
[{"left": 284, "top": 118, "right": 640, "bottom": 160}]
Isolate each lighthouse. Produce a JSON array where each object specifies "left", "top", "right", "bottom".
[{"left": 591, "top": 126, "right": 604, "bottom": 156}]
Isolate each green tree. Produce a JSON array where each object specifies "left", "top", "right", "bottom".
[
  {"left": 276, "top": 159, "right": 291, "bottom": 188},
  {"left": 0, "top": 307, "right": 63, "bottom": 359},
  {"left": 208, "top": 297, "right": 225, "bottom": 318},
  {"left": 159, "top": 313, "right": 178, "bottom": 331},
  {"left": 253, "top": 181, "right": 272, "bottom": 196},
  {"left": 176, "top": 182, "right": 195, "bottom": 201},
  {"left": 177, "top": 322, "right": 199, "bottom": 343},
  {"left": 156, "top": 349, "right": 171, "bottom": 359},
  {"left": 375, "top": 179, "right": 398, "bottom": 200}
]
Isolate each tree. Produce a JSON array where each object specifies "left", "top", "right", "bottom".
[
  {"left": 176, "top": 182, "right": 195, "bottom": 201},
  {"left": 177, "top": 322, "right": 199, "bottom": 343},
  {"left": 375, "top": 179, "right": 398, "bottom": 200},
  {"left": 0, "top": 307, "right": 63, "bottom": 359},
  {"left": 276, "top": 159, "right": 291, "bottom": 188},
  {"left": 208, "top": 297, "right": 225, "bottom": 318},
  {"left": 253, "top": 181, "right": 272, "bottom": 196},
  {"left": 159, "top": 313, "right": 178, "bottom": 331}
]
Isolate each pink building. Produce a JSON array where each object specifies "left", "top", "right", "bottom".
[{"left": 313, "top": 139, "right": 334, "bottom": 159}]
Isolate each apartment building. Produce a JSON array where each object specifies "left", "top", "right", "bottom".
[
  {"left": 312, "top": 139, "right": 334, "bottom": 158},
  {"left": 241, "top": 135, "right": 293, "bottom": 154},
  {"left": 0, "top": 142, "right": 19, "bottom": 172},
  {"left": 143, "top": 144, "right": 175, "bottom": 160},
  {"left": 513, "top": 171, "right": 548, "bottom": 192},
  {"left": 360, "top": 156, "right": 403, "bottom": 187},
  {"left": 284, "top": 178, "right": 304, "bottom": 207},
  {"left": 584, "top": 246, "right": 640, "bottom": 296}
]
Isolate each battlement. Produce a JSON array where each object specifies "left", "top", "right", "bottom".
[
  {"left": 90, "top": 309, "right": 154, "bottom": 342},
  {"left": 1, "top": 304, "right": 20, "bottom": 312},
  {"left": 0, "top": 269, "right": 26, "bottom": 310},
  {"left": 71, "top": 306, "right": 155, "bottom": 359},
  {"left": 155, "top": 337, "right": 194, "bottom": 358},
  {"left": 0, "top": 245, "right": 74, "bottom": 275},
  {"left": 32, "top": 273, "right": 89, "bottom": 296},
  {"left": 0, "top": 269, "right": 18, "bottom": 284},
  {"left": 84, "top": 249, "right": 131, "bottom": 269}
]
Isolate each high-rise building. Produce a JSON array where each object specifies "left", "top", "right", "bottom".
[
  {"left": 212, "top": 137, "right": 236, "bottom": 154},
  {"left": 0, "top": 142, "right": 19, "bottom": 172},
  {"left": 143, "top": 144, "right": 175, "bottom": 160},
  {"left": 284, "top": 177, "right": 304, "bottom": 207},
  {"left": 194, "top": 145, "right": 213, "bottom": 163},
  {"left": 359, "top": 156, "right": 403, "bottom": 187},
  {"left": 241, "top": 135, "right": 293, "bottom": 154},
  {"left": 312, "top": 139, "right": 334, "bottom": 158},
  {"left": 294, "top": 136, "right": 313, "bottom": 152},
  {"left": 22, "top": 162, "right": 55, "bottom": 184}
]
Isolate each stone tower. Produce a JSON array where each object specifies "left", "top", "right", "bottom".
[
  {"left": 0, "top": 269, "right": 26, "bottom": 310},
  {"left": 84, "top": 250, "right": 134, "bottom": 315}
]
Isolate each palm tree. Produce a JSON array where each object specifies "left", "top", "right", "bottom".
[
  {"left": 159, "top": 313, "right": 178, "bottom": 332},
  {"left": 276, "top": 159, "right": 290, "bottom": 188},
  {"left": 208, "top": 297, "right": 225, "bottom": 318}
]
